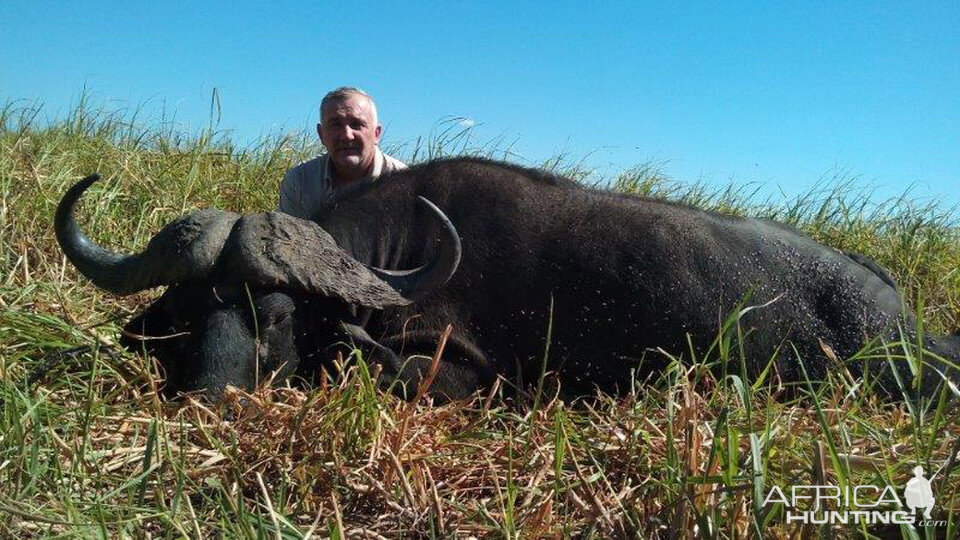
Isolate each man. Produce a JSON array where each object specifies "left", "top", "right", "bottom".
[{"left": 279, "top": 87, "right": 407, "bottom": 220}]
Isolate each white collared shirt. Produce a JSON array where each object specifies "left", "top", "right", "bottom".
[{"left": 278, "top": 148, "right": 407, "bottom": 220}]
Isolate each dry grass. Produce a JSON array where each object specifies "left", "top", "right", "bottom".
[{"left": 1, "top": 99, "right": 958, "bottom": 538}]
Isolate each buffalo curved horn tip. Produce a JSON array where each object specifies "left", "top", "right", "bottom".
[
  {"left": 367, "top": 196, "right": 462, "bottom": 301},
  {"left": 55, "top": 174, "right": 173, "bottom": 295},
  {"left": 54, "top": 173, "right": 145, "bottom": 294}
]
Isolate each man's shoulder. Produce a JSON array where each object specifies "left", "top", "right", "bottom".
[
  {"left": 381, "top": 151, "right": 408, "bottom": 173},
  {"left": 285, "top": 154, "right": 327, "bottom": 181},
  {"left": 279, "top": 155, "right": 331, "bottom": 218}
]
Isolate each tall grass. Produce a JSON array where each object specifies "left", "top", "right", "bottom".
[{"left": 0, "top": 99, "right": 958, "bottom": 538}]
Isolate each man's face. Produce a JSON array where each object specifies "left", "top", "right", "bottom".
[{"left": 318, "top": 95, "right": 383, "bottom": 182}]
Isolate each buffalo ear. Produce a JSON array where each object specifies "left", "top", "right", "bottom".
[{"left": 221, "top": 213, "right": 412, "bottom": 309}]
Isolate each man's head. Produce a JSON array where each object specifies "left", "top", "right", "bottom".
[{"left": 318, "top": 87, "right": 383, "bottom": 184}]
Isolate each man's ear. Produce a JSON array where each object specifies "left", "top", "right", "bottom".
[
  {"left": 316, "top": 123, "right": 323, "bottom": 140},
  {"left": 374, "top": 125, "right": 383, "bottom": 144}
]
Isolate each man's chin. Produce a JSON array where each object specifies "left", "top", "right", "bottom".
[
  {"left": 331, "top": 155, "right": 362, "bottom": 170},
  {"left": 330, "top": 154, "right": 376, "bottom": 181}
]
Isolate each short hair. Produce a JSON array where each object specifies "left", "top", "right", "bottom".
[{"left": 319, "top": 87, "right": 378, "bottom": 124}]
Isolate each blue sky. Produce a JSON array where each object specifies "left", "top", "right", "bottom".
[{"left": 2, "top": 2, "right": 958, "bottom": 207}]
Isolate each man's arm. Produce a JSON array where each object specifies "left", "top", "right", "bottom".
[{"left": 278, "top": 167, "right": 309, "bottom": 219}]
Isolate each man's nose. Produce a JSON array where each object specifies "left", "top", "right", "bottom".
[{"left": 340, "top": 126, "right": 356, "bottom": 140}]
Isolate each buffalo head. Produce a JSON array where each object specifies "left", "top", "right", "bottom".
[{"left": 55, "top": 174, "right": 461, "bottom": 398}]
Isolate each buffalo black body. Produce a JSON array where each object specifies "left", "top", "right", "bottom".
[
  {"left": 57, "top": 158, "right": 958, "bottom": 400},
  {"left": 310, "top": 158, "right": 957, "bottom": 398}
]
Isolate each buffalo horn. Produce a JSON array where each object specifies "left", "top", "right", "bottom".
[
  {"left": 367, "top": 196, "right": 462, "bottom": 301},
  {"left": 55, "top": 174, "right": 239, "bottom": 295}
]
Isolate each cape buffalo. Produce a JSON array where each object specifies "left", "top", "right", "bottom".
[{"left": 55, "top": 158, "right": 958, "bottom": 400}]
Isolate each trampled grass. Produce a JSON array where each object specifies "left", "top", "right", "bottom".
[{"left": 1, "top": 100, "right": 958, "bottom": 538}]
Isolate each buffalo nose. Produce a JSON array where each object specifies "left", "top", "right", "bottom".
[{"left": 190, "top": 308, "right": 257, "bottom": 398}]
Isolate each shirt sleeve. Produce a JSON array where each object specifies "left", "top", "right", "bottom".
[{"left": 278, "top": 167, "right": 308, "bottom": 219}]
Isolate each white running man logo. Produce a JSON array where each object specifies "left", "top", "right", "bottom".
[{"left": 904, "top": 466, "right": 935, "bottom": 520}]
